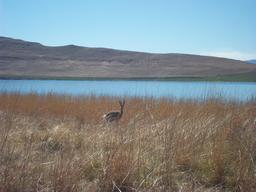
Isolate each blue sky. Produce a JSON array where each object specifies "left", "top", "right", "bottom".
[{"left": 0, "top": 0, "right": 255, "bottom": 60}]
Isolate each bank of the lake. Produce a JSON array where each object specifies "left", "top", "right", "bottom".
[{"left": 1, "top": 72, "right": 256, "bottom": 82}]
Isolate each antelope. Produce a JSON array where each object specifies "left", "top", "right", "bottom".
[{"left": 103, "top": 99, "right": 125, "bottom": 123}]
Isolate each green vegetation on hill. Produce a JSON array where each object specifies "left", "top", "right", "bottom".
[{"left": 203, "top": 73, "right": 256, "bottom": 82}]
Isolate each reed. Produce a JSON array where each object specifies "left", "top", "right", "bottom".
[{"left": 0, "top": 93, "right": 255, "bottom": 191}]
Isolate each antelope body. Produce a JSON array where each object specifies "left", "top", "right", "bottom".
[{"left": 103, "top": 100, "right": 125, "bottom": 122}]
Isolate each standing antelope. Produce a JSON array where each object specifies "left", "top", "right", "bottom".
[{"left": 103, "top": 100, "right": 125, "bottom": 123}]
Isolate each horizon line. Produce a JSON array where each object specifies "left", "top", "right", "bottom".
[{"left": 1, "top": 35, "right": 254, "bottom": 61}]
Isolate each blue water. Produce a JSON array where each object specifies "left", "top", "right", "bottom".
[{"left": 0, "top": 80, "right": 256, "bottom": 101}]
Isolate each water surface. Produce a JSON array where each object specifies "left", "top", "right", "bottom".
[{"left": 0, "top": 80, "right": 255, "bottom": 101}]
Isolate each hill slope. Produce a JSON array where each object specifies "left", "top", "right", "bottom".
[{"left": 1, "top": 36, "right": 256, "bottom": 79}]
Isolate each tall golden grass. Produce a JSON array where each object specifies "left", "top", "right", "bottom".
[{"left": 0, "top": 92, "right": 255, "bottom": 191}]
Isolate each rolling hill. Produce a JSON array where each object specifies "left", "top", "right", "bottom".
[{"left": 1, "top": 36, "right": 256, "bottom": 79}]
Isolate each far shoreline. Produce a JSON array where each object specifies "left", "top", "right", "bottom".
[{"left": 0, "top": 73, "right": 256, "bottom": 82}]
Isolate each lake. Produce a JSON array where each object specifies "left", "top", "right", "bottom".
[{"left": 0, "top": 80, "right": 256, "bottom": 101}]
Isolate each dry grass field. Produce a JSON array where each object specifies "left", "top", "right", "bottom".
[{"left": 0, "top": 93, "right": 255, "bottom": 191}]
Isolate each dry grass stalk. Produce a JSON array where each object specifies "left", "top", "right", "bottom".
[{"left": 0, "top": 93, "right": 255, "bottom": 191}]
